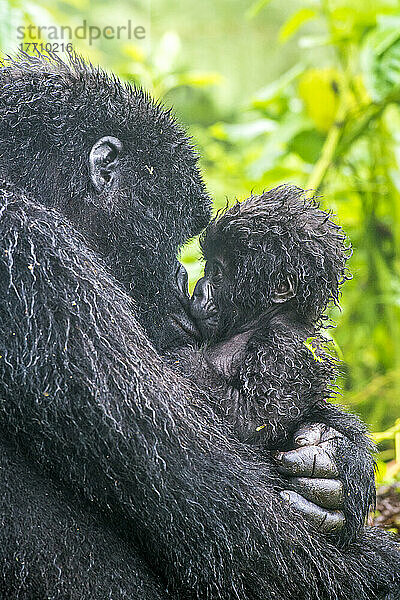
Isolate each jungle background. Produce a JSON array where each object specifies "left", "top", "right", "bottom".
[{"left": 0, "top": 0, "right": 399, "bottom": 529}]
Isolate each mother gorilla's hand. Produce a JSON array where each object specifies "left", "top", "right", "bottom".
[{"left": 276, "top": 423, "right": 346, "bottom": 533}]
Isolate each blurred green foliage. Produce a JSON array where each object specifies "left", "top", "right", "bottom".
[{"left": 1, "top": 0, "right": 399, "bottom": 480}]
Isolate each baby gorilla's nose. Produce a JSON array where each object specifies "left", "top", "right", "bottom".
[
  {"left": 191, "top": 277, "right": 210, "bottom": 312},
  {"left": 190, "top": 277, "right": 219, "bottom": 341}
]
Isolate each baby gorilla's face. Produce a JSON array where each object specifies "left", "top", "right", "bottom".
[{"left": 190, "top": 249, "right": 298, "bottom": 344}]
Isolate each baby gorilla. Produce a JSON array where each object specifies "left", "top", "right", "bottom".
[
  {"left": 188, "top": 185, "right": 363, "bottom": 451},
  {"left": 171, "top": 185, "right": 400, "bottom": 598}
]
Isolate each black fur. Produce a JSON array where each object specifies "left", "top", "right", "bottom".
[{"left": 0, "top": 53, "right": 398, "bottom": 600}]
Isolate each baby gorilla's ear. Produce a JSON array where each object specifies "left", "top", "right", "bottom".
[{"left": 272, "top": 276, "right": 297, "bottom": 304}]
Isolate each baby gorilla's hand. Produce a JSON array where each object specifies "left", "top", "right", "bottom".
[{"left": 276, "top": 423, "right": 345, "bottom": 533}]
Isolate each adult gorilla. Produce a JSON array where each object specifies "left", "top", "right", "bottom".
[{"left": 0, "top": 53, "right": 393, "bottom": 600}]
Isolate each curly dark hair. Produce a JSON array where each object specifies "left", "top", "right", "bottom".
[{"left": 201, "top": 184, "right": 352, "bottom": 325}]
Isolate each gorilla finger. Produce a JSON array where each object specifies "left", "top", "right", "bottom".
[
  {"left": 275, "top": 445, "right": 339, "bottom": 478},
  {"left": 293, "top": 422, "right": 325, "bottom": 447},
  {"left": 289, "top": 477, "right": 343, "bottom": 510},
  {"left": 280, "top": 491, "right": 345, "bottom": 533}
]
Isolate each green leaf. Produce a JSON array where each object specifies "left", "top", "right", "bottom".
[
  {"left": 361, "top": 19, "right": 400, "bottom": 102},
  {"left": 251, "top": 63, "right": 306, "bottom": 109},
  {"left": 303, "top": 338, "right": 323, "bottom": 363},
  {"left": 288, "top": 129, "right": 325, "bottom": 164},
  {"left": 223, "top": 119, "right": 277, "bottom": 142},
  {"left": 298, "top": 35, "right": 331, "bottom": 49},
  {"left": 279, "top": 8, "right": 317, "bottom": 43},
  {"left": 248, "top": 112, "right": 312, "bottom": 178},
  {"left": 298, "top": 68, "right": 340, "bottom": 132},
  {"left": 245, "top": 0, "right": 273, "bottom": 20},
  {"left": 178, "top": 72, "right": 224, "bottom": 88}
]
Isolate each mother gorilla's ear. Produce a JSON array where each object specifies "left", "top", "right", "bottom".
[{"left": 89, "top": 136, "right": 123, "bottom": 193}]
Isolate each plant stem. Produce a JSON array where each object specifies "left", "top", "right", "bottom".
[
  {"left": 306, "top": 101, "right": 347, "bottom": 192},
  {"left": 306, "top": 87, "right": 400, "bottom": 193}
]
